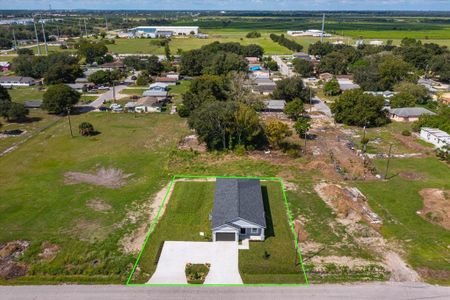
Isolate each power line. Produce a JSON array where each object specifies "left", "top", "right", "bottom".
[
  {"left": 33, "top": 17, "right": 41, "bottom": 55},
  {"left": 41, "top": 20, "right": 49, "bottom": 55}
]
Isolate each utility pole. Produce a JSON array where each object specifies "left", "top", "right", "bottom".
[
  {"left": 41, "top": 21, "right": 49, "bottom": 55},
  {"left": 67, "top": 107, "right": 74, "bottom": 138},
  {"left": 12, "top": 26, "right": 18, "bottom": 50},
  {"left": 56, "top": 25, "right": 60, "bottom": 40},
  {"left": 83, "top": 18, "right": 88, "bottom": 37},
  {"left": 112, "top": 81, "right": 116, "bottom": 102},
  {"left": 33, "top": 18, "right": 41, "bottom": 55},
  {"left": 105, "top": 16, "right": 108, "bottom": 31},
  {"left": 309, "top": 88, "right": 312, "bottom": 113},
  {"left": 384, "top": 144, "right": 393, "bottom": 179},
  {"left": 79, "top": 19, "right": 83, "bottom": 38},
  {"left": 321, "top": 13, "right": 325, "bottom": 43}
]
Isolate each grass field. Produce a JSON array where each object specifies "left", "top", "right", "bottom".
[
  {"left": 0, "top": 112, "right": 190, "bottom": 284},
  {"left": 8, "top": 87, "right": 45, "bottom": 104},
  {"left": 357, "top": 157, "right": 450, "bottom": 285}
]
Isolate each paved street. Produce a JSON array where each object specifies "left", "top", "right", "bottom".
[
  {"left": 88, "top": 85, "right": 128, "bottom": 109},
  {"left": 311, "top": 96, "right": 332, "bottom": 117},
  {"left": 0, "top": 282, "right": 449, "bottom": 300}
]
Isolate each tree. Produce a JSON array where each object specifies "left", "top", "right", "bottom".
[
  {"left": 265, "top": 120, "right": 292, "bottom": 149},
  {"left": 77, "top": 40, "right": 108, "bottom": 64},
  {"left": 88, "top": 70, "right": 113, "bottom": 85},
  {"left": 6, "top": 102, "right": 28, "bottom": 122},
  {"left": 294, "top": 117, "right": 311, "bottom": 138},
  {"left": 414, "top": 106, "right": 450, "bottom": 134},
  {"left": 390, "top": 92, "right": 417, "bottom": 108},
  {"left": 164, "top": 42, "right": 171, "bottom": 61},
  {"left": 0, "top": 38, "right": 13, "bottom": 50},
  {"left": 429, "top": 53, "right": 450, "bottom": 83},
  {"left": 42, "top": 84, "right": 81, "bottom": 114},
  {"left": 146, "top": 55, "right": 163, "bottom": 75},
  {"left": 331, "top": 89, "right": 389, "bottom": 127},
  {"left": 263, "top": 57, "right": 278, "bottom": 71},
  {"left": 324, "top": 77, "right": 341, "bottom": 96},
  {"left": 182, "top": 75, "right": 228, "bottom": 113},
  {"left": 136, "top": 71, "right": 150, "bottom": 86},
  {"left": 246, "top": 31, "right": 261, "bottom": 38},
  {"left": 284, "top": 99, "right": 305, "bottom": 120},
  {"left": 393, "top": 82, "right": 430, "bottom": 105},
  {"left": 293, "top": 58, "right": 314, "bottom": 77},
  {"left": 0, "top": 85, "right": 11, "bottom": 102},
  {"left": 0, "top": 86, "right": 12, "bottom": 119},
  {"left": 16, "top": 48, "right": 34, "bottom": 56},
  {"left": 79, "top": 122, "right": 95, "bottom": 136},
  {"left": 205, "top": 52, "right": 248, "bottom": 75},
  {"left": 273, "top": 76, "right": 309, "bottom": 102},
  {"left": 308, "top": 42, "right": 334, "bottom": 57},
  {"left": 234, "top": 104, "right": 262, "bottom": 147},
  {"left": 378, "top": 55, "right": 417, "bottom": 90},
  {"left": 44, "top": 62, "right": 83, "bottom": 85},
  {"left": 317, "top": 51, "right": 348, "bottom": 75},
  {"left": 188, "top": 101, "right": 238, "bottom": 150}
]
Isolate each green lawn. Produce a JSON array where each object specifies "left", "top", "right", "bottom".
[
  {"left": 8, "top": 87, "right": 45, "bottom": 104},
  {"left": 239, "top": 181, "right": 306, "bottom": 284},
  {"left": 133, "top": 181, "right": 215, "bottom": 282},
  {"left": 120, "top": 88, "right": 147, "bottom": 96},
  {"left": 356, "top": 157, "right": 450, "bottom": 285},
  {"left": 0, "top": 112, "right": 190, "bottom": 284}
]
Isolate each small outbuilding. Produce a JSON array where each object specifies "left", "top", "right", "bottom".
[{"left": 420, "top": 127, "right": 450, "bottom": 150}]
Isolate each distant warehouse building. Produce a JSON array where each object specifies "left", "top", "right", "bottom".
[{"left": 130, "top": 26, "right": 199, "bottom": 38}]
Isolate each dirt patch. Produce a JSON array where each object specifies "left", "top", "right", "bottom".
[
  {"left": 384, "top": 251, "right": 420, "bottom": 282},
  {"left": 69, "top": 219, "right": 113, "bottom": 242},
  {"left": 64, "top": 167, "right": 133, "bottom": 189},
  {"left": 86, "top": 198, "right": 112, "bottom": 212},
  {"left": 399, "top": 172, "right": 426, "bottom": 181},
  {"left": 418, "top": 188, "right": 450, "bottom": 230},
  {"left": 416, "top": 267, "right": 450, "bottom": 281},
  {"left": 294, "top": 219, "right": 309, "bottom": 242},
  {"left": 178, "top": 134, "right": 207, "bottom": 153},
  {"left": 0, "top": 240, "right": 29, "bottom": 280},
  {"left": 37, "top": 242, "right": 60, "bottom": 262}
]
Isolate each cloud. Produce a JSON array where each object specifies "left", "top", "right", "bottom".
[{"left": 0, "top": 0, "right": 449, "bottom": 10}]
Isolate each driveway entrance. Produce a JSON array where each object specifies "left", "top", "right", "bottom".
[{"left": 148, "top": 241, "right": 243, "bottom": 284}]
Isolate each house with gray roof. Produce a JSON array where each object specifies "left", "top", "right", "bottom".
[
  {"left": 388, "top": 107, "right": 435, "bottom": 122},
  {"left": 211, "top": 178, "right": 266, "bottom": 242}
]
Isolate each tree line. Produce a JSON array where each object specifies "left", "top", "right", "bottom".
[{"left": 270, "top": 34, "right": 303, "bottom": 52}]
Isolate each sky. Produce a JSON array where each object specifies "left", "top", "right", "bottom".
[{"left": 0, "top": 0, "right": 449, "bottom": 11}]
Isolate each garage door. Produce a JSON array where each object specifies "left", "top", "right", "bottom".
[{"left": 215, "top": 232, "right": 236, "bottom": 241}]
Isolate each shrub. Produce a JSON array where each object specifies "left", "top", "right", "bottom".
[
  {"left": 401, "top": 130, "right": 411, "bottom": 136},
  {"left": 79, "top": 122, "right": 95, "bottom": 136}
]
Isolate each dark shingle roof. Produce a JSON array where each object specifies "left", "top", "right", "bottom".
[{"left": 211, "top": 178, "right": 266, "bottom": 229}]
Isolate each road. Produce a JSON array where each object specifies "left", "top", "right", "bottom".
[
  {"left": 272, "top": 55, "right": 294, "bottom": 77},
  {"left": 0, "top": 282, "right": 449, "bottom": 300},
  {"left": 88, "top": 85, "right": 128, "bottom": 109},
  {"left": 311, "top": 96, "right": 332, "bottom": 117}
]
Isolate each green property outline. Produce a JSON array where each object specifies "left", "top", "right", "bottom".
[{"left": 126, "top": 174, "right": 309, "bottom": 287}]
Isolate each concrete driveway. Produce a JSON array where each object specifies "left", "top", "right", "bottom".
[{"left": 148, "top": 241, "right": 243, "bottom": 284}]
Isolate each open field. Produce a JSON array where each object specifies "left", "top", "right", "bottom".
[
  {"left": 357, "top": 158, "right": 450, "bottom": 285},
  {"left": 0, "top": 112, "right": 190, "bottom": 284},
  {"left": 8, "top": 87, "right": 45, "bottom": 104}
]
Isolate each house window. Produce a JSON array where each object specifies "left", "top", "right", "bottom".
[
  {"left": 240, "top": 228, "right": 246, "bottom": 234},
  {"left": 251, "top": 228, "right": 258, "bottom": 234}
]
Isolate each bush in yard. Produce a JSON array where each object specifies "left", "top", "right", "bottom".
[
  {"left": 6, "top": 102, "right": 29, "bottom": 122},
  {"left": 401, "top": 130, "right": 411, "bottom": 136},
  {"left": 79, "top": 122, "right": 95, "bottom": 136},
  {"left": 294, "top": 117, "right": 311, "bottom": 138},
  {"left": 177, "top": 104, "right": 190, "bottom": 118},
  {"left": 265, "top": 120, "right": 292, "bottom": 149},
  {"left": 324, "top": 77, "right": 341, "bottom": 96}
]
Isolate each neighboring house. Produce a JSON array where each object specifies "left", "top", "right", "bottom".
[
  {"left": 337, "top": 78, "right": 360, "bottom": 91},
  {"left": 155, "top": 77, "right": 177, "bottom": 85},
  {"left": 319, "top": 72, "right": 333, "bottom": 82},
  {"left": 149, "top": 82, "right": 169, "bottom": 91},
  {"left": 292, "top": 52, "right": 311, "bottom": 61},
  {"left": 0, "top": 62, "right": 11, "bottom": 72},
  {"left": 252, "top": 78, "right": 276, "bottom": 86},
  {"left": 142, "top": 89, "right": 168, "bottom": 98},
  {"left": 211, "top": 178, "right": 266, "bottom": 242},
  {"left": 263, "top": 100, "right": 286, "bottom": 112},
  {"left": 388, "top": 107, "right": 435, "bottom": 122},
  {"left": 98, "top": 60, "right": 126, "bottom": 70},
  {"left": 75, "top": 77, "right": 90, "bottom": 84},
  {"left": 0, "top": 76, "right": 36, "bottom": 87},
  {"left": 66, "top": 83, "right": 94, "bottom": 93},
  {"left": 420, "top": 127, "right": 450, "bottom": 150},
  {"left": 24, "top": 101, "right": 42, "bottom": 109},
  {"left": 246, "top": 57, "right": 260, "bottom": 64},
  {"left": 252, "top": 84, "right": 276, "bottom": 95},
  {"left": 252, "top": 70, "right": 270, "bottom": 79},
  {"left": 164, "top": 72, "right": 180, "bottom": 80},
  {"left": 134, "top": 96, "right": 164, "bottom": 113}
]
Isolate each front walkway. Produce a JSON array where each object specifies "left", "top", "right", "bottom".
[{"left": 148, "top": 241, "right": 243, "bottom": 284}]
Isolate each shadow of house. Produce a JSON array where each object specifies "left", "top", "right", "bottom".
[{"left": 261, "top": 186, "right": 274, "bottom": 239}]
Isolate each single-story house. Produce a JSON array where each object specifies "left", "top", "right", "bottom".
[
  {"left": 75, "top": 77, "right": 90, "bottom": 84},
  {"left": 319, "top": 72, "right": 333, "bottom": 82},
  {"left": 142, "top": 89, "right": 168, "bottom": 98},
  {"left": 251, "top": 84, "right": 276, "bottom": 95},
  {"left": 388, "top": 107, "right": 435, "bottom": 122},
  {"left": 211, "top": 178, "right": 266, "bottom": 242},
  {"left": 420, "top": 127, "right": 450, "bottom": 150},
  {"left": 134, "top": 96, "right": 164, "bottom": 113},
  {"left": 0, "top": 76, "right": 36, "bottom": 87},
  {"left": 124, "top": 102, "right": 137, "bottom": 111},
  {"left": 246, "top": 57, "right": 260, "bottom": 64},
  {"left": 66, "top": 83, "right": 94, "bottom": 93},
  {"left": 0, "top": 62, "right": 11, "bottom": 72},
  {"left": 263, "top": 100, "right": 286, "bottom": 112},
  {"left": 149, "top": 82, "right": 169, "bottom": 90},
  {"left": 155, "top": 77, "right": 177, "bottom": 85},
  {"left": 292, "top": 52, "right": 311, "bottom": 61},
  {"left": 164, "top": 72, "right": 180, "bottom": 80},
  {"left": 253, "top": 78, "right": 276, "bottom": 86},
  {"left": 24, "top": 101, "right": 42, "bottom": 109},
  {"left": 98, "top": 60, "right": 126, "bottom": 70},
  {"left": 338, "top": 78, "right": 360, "bottom": 91},
  {"left": 252, "top": 70, "right": 270, "bottom": 79}
]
